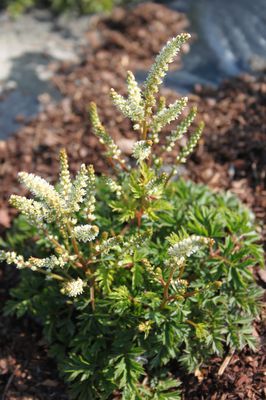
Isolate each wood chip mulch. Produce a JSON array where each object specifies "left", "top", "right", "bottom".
[{"left": 0, "top": 3, "right": 265, "bottom": 399}]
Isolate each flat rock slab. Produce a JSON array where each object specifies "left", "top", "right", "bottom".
[{"left": 0, "top": 9, "right": 92, "bottom": 138}]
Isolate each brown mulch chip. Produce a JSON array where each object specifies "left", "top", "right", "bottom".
[
  {"left": 189, "top": 75, "right": 266, "bottom": 246},
  {"left": 180, "top": 306, "right": 266, "bottom": 399},
  {"left": 0, "top": 2, "right": 265, "bottom": 399}
]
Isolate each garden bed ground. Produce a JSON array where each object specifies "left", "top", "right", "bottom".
[{"left": 0, "top": 3, "right": 265, "bottom": 399}]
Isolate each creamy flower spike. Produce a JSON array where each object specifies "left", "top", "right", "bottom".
[
  {"left": 9, "top": 195, "right": 53, "bottom": 226},
  {"left": 110, "top": 72, "right": 144, "bottom": 124},
  {"left": 59, "top": 148, "right": 72, "bottom": 202},
  {"left": 126, "top": 71, "right": 144, "bottom": 122},
  {"left": 0, "top": 251, "right": 25, "bottom": 269},
  {"left": 132, "top": 140, "right": 152, "bottom": 162},
  {"left": 105, "top": 177, "right": 122, "bottom": 197},
  {"left": 73, "top": 224, "right": 99, "bottom": 243},
  {"left": 68, "top": 164, "right": 88, "bottom": 213},
  {"left": 144, "top": 33, "right": 190, "bottom": 108},
  {"left": 89, "top": 33, "right": 202, "bottom": 169},
  {"left": 168, "top": 235, "right": 213, "bottom": 264},
  {"left": 0, "top": 251, "right": 75, "bottom": 271},
  {"left": 28, "top": 255, "right": 67, "bottom": 270},
  {"left": 150, "top": 97, "right": 188, "bottom": 142},
  {"left": 62, "top": 278, "right": 85, "bottom": 297},
  {"left": 16, "top": 161, "right": 94, "bottom": 218},
  {"left": 18, "top": 172, "right": 64, "bottom": 213}
]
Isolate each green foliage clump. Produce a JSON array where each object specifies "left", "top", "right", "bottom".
[
  {"left": 5, "top": 0, "right": 131, "bottom": 16},
  {"left": 1, "top": 34, "right": 264, "bottom": 399}
]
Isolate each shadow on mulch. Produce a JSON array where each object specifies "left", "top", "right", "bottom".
[{"left": 0, "top": 3, "right": 265, "bottom": 399}]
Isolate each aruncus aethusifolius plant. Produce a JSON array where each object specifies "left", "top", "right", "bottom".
[{"left": 1, "top": 34, "right": 264, "bottom": 400}]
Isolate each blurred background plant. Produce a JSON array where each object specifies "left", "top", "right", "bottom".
[{"left": 1, "top": 0, "right": 133, "bottom": 15}]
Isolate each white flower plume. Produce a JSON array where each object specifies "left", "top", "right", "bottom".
[
  {"left": 62, "top": 278, "right": 85, "bottom": 297},
  {"left": 73, "top": 224, "right": 99, "bottom": 242}
]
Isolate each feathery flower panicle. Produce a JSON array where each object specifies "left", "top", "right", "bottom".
[
  {"left": 132, "top": 140, "right": 152, "bottom": 162},
  {"left": 165, "top": 106, "right": 197, "bottom": 152},
  {"left": 0, "top": 250, "right": 26, "bottom": 269},
  {"left": 150, "top": 97, "right": 188, "bottom": 140},
  {"left": 126, "top": 71, "right": 144, "bottom": 121},
  {"left": 0, "top": 251, "right": 70, "bottom": 271},
  {"left": 73, "top": 224, "right": 99, "bottom": 242},
  {"left": 18, "top": 172, "right": 64, "bottom": 213},
  {"left": 144, "top": 33, "right": 190, "bottom": 108},
  {"left": 110, "top": 73, "right": 144, "bottom": 125},
  {"left": 110, "top": 89, "right": 129, "bottom": 118},
  {"left": 68, "top": 164, "right": 88, "bottom": 213},
  {"left": 28, "top": 255, "right": 67, "bottom": 271},
  {"left": 59, "top": 149, "right": 72, "bottom": 201},
  {"left": 127, "top": 71, "right": 142, "bottom": 105},
  {"left": 168, "top": 235, "right": 213, "bottom": 264},
  {"left": 176, "top": 122, "right": 204, "bottom": 163},
  {"left": 9, "top": 195, "right": 53, "bottom": 227},
  {"left": 62, "top": 278, "right": 85, "bottom": 297},
  {"left": 89, "top": 102, "right": 122, "bottom": 161}
]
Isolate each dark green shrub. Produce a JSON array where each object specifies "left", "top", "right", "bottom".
[{"left": 1, "top": 34, "right": 264, "bottom": 399}]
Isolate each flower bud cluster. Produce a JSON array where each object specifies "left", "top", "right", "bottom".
[
  {"left": 132, "top": 140, "right": 152, "bottom": 162},
  {"left": 9, "top": 195, "right": 52, "bottom": 227},
  {"left": 171, "top": 278, "right": 188, "bottom": 295},
  {"left": 105, "top": 177, "right": 122, "bottom": 197},
  {"left": 0, "top": 251, "right": 25, "bottom": 269},
  {"left": 62, "top": 278, "right": 85, "bottom": 297},
  {"left": 68, "top": 164, "right": 88, "bottom": 213},
  {"left": 138, "top": 320, "right": 153, "bottom": 336},
  {"left": 168, "top": 235, "right": 212, "bottom": 265},
  {"left": 73, "top": 224, "right": 99, "bottom": 243},
  {"left": 28, "top": 255, "right": 67, "bottom": 271},
  {"left": 18, "top": 172, "right": 64, "bottom": 214},
  {"left": 59, "top": 149, "right": 72, "bottom": 202},
  {"left": 0, "top": 250, "right": 75, "bottom": 271}
]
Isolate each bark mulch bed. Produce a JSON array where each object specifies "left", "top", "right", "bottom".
[{"left": 0, "top": 3, "right": 265, "bottom": 399}]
